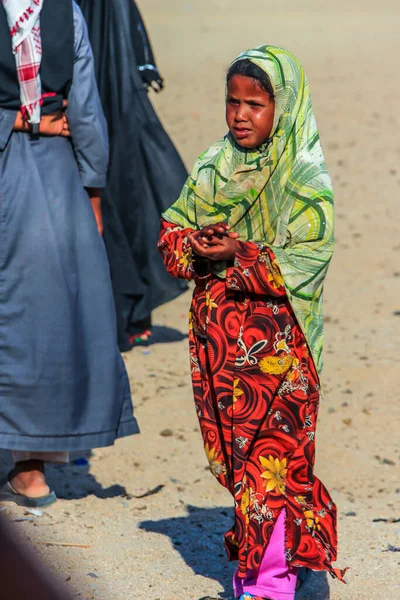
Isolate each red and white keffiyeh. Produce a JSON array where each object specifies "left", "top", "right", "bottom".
[{"left": 2, "top": 0, "right": 44, "bottom": 123}]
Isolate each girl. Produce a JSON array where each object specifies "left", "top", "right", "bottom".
[
  {"left": 158, "top": 46, "right": 346, "bottom": 600},
  {"left": 0, "top": 0, "right": 138, "bottom": 507}
]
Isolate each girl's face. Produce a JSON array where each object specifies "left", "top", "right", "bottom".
[{"left": 226, "top": 75, "right": 275, "bottom": 149}]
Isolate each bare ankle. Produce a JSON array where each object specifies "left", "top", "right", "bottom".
[
  {"left": 12, "top": 459, "right": 45, "bottom": 477},
  {"left": 10, "top": 460, "right": 50, "bottom": 497}
]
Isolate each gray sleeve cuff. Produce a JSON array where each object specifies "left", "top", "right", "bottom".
[{"left": 80, "top": 174, "right": 107, "bottom": 189}]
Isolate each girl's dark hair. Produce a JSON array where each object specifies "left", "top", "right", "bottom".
[{"left": 227, "top": 59, "right": 274, "bottom": 99}]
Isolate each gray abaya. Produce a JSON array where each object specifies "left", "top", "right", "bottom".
[{"left": 0, "top": 3, "right": 138, "bottom": 452}]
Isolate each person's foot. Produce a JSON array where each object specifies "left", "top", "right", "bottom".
[
  {"left": 128, "top": 329, "right": 152, "bottom": 347},
  {"left": 9, "top": 460, "right": 50, "bottom": 498}
]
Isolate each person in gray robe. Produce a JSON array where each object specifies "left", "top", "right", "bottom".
[{"left": 0, "top": 0, "right": 138, "bottom": 508}]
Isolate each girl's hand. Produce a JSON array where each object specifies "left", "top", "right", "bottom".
[
  {"left": 198, "top": 222, "right": 238, "bottom": 240},
  {"left": 189, "top": 221, "right": 239, "bottom": 261},
  {"left": 190, "top": 230, "right": 237, "bottom": 261}
]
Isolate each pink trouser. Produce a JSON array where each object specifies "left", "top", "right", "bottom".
[{"left": 233, "top": 510, "right": 298, "bottom": 600}]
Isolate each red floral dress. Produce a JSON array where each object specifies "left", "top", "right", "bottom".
[{"left": 158, "top": 220, "right": 346, "bottom": 582}]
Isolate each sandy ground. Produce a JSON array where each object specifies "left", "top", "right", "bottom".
[{"left": 1, "top": 1, "right": 400, "bottom": 599}]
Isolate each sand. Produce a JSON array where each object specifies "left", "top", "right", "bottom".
[{"left": 1, "top": 1, "right": 399, "bottom": 599}]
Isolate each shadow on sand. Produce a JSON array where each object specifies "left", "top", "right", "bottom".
[
  {"left": 0, "top": 451, "right": 127, "bottom": 501},
  {"left": 140, "top": 504, "right": 331, "bottom": 600}
]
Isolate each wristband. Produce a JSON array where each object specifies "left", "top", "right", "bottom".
[{"left": 29, "top": 122, "right": 40, "bottom": 139}]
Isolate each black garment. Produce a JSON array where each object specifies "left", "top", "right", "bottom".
[
  {"left": 129, "top": 0, "right": 163, "bottom": 91},
  {"left": 130, "top": 0, "right": 155, "bottom": 70},
  {"left": 0, "top": 0, "right": 74, "bottom": 114},
  {"left": 77, "top": 0, "right": 187, "bottom": 351}
]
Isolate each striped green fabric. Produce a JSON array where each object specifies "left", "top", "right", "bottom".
[{"left": 163, "top": 46, "right": 334, "bottom": 372}]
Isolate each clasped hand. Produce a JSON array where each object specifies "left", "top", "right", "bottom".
[
  {"left": 13, "top": 100, "right": 70, "bottom": 137},
  {"left": 189, "top": 222, "right": 238, "bottom": 261},
  {"left": 39, "top": 99, "right": 70, "bottom": 137}
]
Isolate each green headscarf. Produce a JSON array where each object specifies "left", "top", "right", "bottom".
[{"left": 163, "top": 45, "right": 334, "bottom": 372}]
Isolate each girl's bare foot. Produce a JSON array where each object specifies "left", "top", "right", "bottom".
[{"left": 10, "top": 460, "right": 51, "bottom": 498}]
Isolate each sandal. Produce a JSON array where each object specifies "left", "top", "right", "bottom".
[
  {"left": 0, "top": 478, "right": 57, "bottom": 508},
  {"left": 128, "top": 329, "right": 152, "bottom": 347}
]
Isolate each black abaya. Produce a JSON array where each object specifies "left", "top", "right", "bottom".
[{"left": 77, "top": 0, "right": 188, "bottom": 351}]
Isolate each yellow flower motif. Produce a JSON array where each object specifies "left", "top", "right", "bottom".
[
  {"left": 188, "top": 311, "right": 193, "bottom": 331},
  {"left": 205, "top": 443, "right": 226, "bottom": 477},
  {"left": 287, "top": 357, "right": 300, "bottom": 381},
  {"left": 179, "top": 251, "right": 191, "bottom": 269},
  {"left": 259, "top": 455, "right": 288, "bottom": 495},
  {"left": 267, "top": 259, "right": 285, "bottom": 289},
  {"left": 205, "top": 290, "right": 218, "bottom": 309},
  {"left": 233, "top": 379, "right": 244, "bottom": 402},
  {"left": 240, "top": 488, "right": 250, "bottom": 516},
  {"left": 205, "top": 443, "right": 217, "bottom": 463},
  {"left": 275, "top": 338, "right": 289, "bottom": 352},
  {"left": 259, "top": 354, "right": 293, "bottom": 375},
  {"left": 295, "top": 495, "right": 307, "bottom": 506},
  {"left": 304, "top": 509, "right": 322, "bottom": 531},
  {"left": 240, "top": 487, "right": 254, "bottom": 524}
]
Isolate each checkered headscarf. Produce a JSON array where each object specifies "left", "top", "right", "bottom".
[{"left": 2, "top": 0, "right": 44, "bottom": 124}]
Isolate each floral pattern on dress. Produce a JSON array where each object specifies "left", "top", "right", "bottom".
[{"left": 158, "top": 220, "right": 347, "bottom": 582}]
